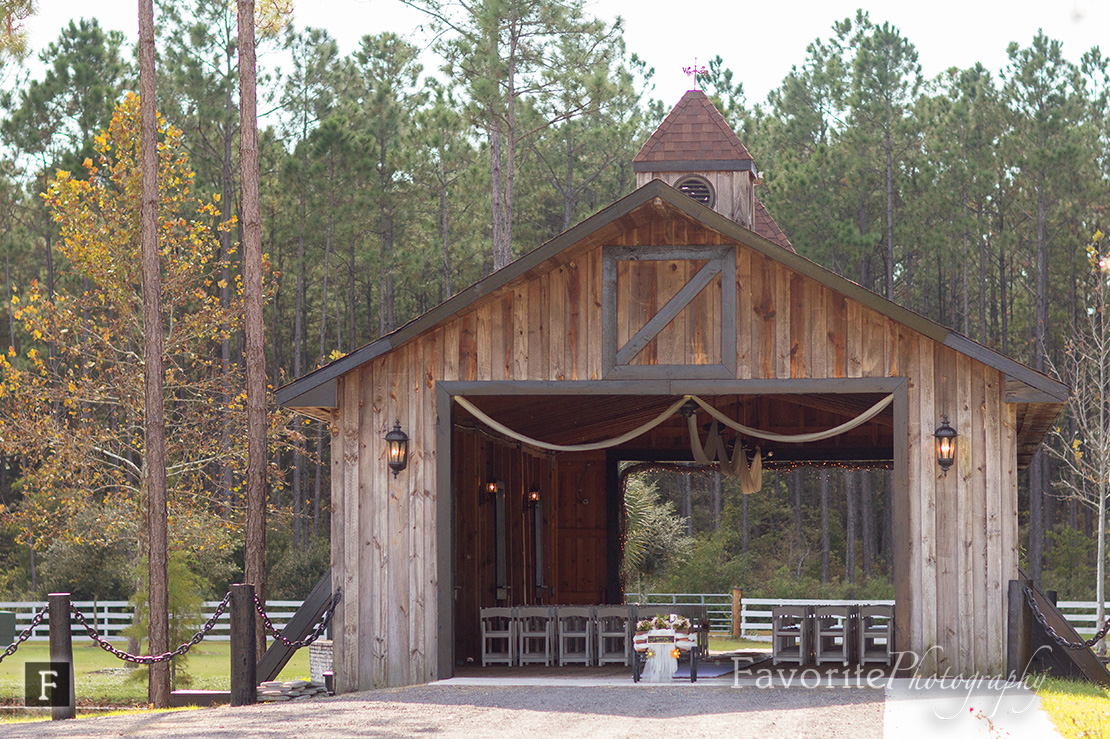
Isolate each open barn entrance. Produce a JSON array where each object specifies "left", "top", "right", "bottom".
[{"left": 440, "top": 379, "right": 904, "bottom": 669}]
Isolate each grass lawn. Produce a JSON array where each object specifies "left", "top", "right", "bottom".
[
  {"left": 1036, "top": 676, "right": 1110, "bottom": 738},
  {"left": 707, "top": 635, "right": 771, "bottom": 653},
  {"left": 0, "top": 640, "right": 310, "bottom": 714}
]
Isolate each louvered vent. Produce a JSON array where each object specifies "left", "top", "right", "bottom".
[{"left": 677, "top": 176, "right": 714, "bottom": 207}]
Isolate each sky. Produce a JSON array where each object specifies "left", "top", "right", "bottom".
[{"left": 15, "top": 0, "right": 1110, "bottom": 108}]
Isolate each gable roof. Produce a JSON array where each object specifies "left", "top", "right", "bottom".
[
  {"left": 276, "top": 179, "right": 1067, "bottom": 422},
  {"left": 633, "top": 89, "right": 754, "bottom": 172}
]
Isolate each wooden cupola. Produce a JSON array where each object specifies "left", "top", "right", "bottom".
[{"left": 634, "top": 89, "right": 793, "bottom": 251}]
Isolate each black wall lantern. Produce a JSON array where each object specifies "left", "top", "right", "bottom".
[
  {"left": 934, "top": 416, "right": 957, "bottom": 477},
  {"left": 385, "top": 421, "right": 409, "bottom": 478},
  {"left": 525, "top": 483, "right": 541, "bottom": 510},
  {"left": 479, "top": 478, "right": 500, "bottom": 506}
]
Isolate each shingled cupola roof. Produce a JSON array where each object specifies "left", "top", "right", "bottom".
[{"left": 633, "top": 88, "right": 755, "bottom": 171}]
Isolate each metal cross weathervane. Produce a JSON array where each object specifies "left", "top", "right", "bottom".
[{"left": 682, "top": 57, "right": 707, "bottom": 88}]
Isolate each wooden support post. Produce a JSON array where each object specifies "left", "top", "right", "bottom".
[
  {"left": 230, "top": 584, "right": 257, "bottom": 706},
  {"left": 48, "top": 592, "right": 75, "bottom": 720},
  {"left": 732, "top": 587, "right": 743, "bottom": 639},
  {"left": 1006, "top": 579, "right": 1031, "bottom": 679}
]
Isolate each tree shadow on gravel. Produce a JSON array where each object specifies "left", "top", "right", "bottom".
[{"left": 332, "top": 683, "right": 885, "bottom": 719}]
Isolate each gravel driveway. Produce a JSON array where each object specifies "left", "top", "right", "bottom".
[{"left": 0, "top": 684, "right": 885, "bottom": 739}]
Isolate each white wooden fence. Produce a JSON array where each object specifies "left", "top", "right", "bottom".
[
  {"left": 629, "top": 593, "right": 1110, "bottom": 640},
  {"left": 7, "top": 594, "right": 1108, "bottom": 643},
  {"left": 0, "top": 599, "right": 304, "bottom": 641}
]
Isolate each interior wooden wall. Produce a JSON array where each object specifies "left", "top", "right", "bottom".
[
  {"left": 450, "top": 430, "right": 607, "bottom": 664},
  {"left": 329, "top": 201, "right": 1018, "bottom": 688}
]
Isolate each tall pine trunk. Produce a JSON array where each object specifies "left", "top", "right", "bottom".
[
  {"left": 138, "top": 0, "right": 169, "bottom": 706},
  {"left": 845, "top": 470, "right": 858, "bottom": 586},
  {"left": 1029, "top": 181, "right": 1048, "bottom": 587},
  {"left": 238, "top": 0, "right": 267, "bottom": 656},
  {"left": 820, "top": 470, "right": 830, "bottom": 583},
  {"left": 712, "top": 472, "right": 721, "bottom": 531},
  {"left": 861, "top": 470, "right": 875, "bottom": 578}
]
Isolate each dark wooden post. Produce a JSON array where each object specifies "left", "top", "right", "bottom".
[
  {"left": 1006, "top": 579, "right": 1032, "bottom": 678},
  {"left": 48, "top": 593, "right": 75, "bottom": 720},
  {"left": 731, "top": 587, "right": 743, "bottom": 639},
  {"left": 230, "top": 584, "right": 257, "bottom": 706}
]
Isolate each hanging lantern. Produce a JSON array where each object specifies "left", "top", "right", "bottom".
[
  {"left": 525, "top": 483, "right": 541, "bottom": 510},
  {"left": 934, "top": 416, "right": 957, "bottom": 477},
  {"left": 385, "top": 421, "right": 409, "bottom": 478}
]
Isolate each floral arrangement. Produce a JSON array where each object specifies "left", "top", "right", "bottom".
[{"left": 636, "top": 613, "right": 692, "bottom": 632}]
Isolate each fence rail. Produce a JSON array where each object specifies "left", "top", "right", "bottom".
[
  {"left": 8, "top": 594, "right": 1110, "bottom": 643},
  {"left": 627, "top": 593, "right": 1110, "bottom": 640},
  {"left": 0, "top": 599, "right": 304, "bottom": 642}
]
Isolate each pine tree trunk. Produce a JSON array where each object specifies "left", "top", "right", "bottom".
[
  {"left": 741, "top": 489, "right": 749, "bottom": 553},
  {"left": 820, "top": 470, "right": 830, "bottom": 583},
  {"left": 712, "top": 471, "right": 721, "bottom": 531},
  {"left": 1028, "top": 182, "right": 1049, "bottom": 587},
  {"left": 238, "top": 0, "right": 267, "bottom": 657},
  {"left": 845, "top": 470, "right": 858, "bottom": 585},
  {"left": 883, "top": 469, "right": 894, "bottom": 568},
  {"left": 791, "top": 469, "right": 803, "bottom": 539},
  {"left": 5, "top": 254, "right": 14, "bottom": 353},
  {"left": 440, "top": 177, "right": 452, "bottom": 296},
  {"left": 681, "top": 473, "right": 692, "bottom": 537},
  {"left": 219, "top": 70, "right": 235, "bottom": 508},
  {"left": 861, "top": 470, "right": 874, "bottom": 579},
  {"left": 978, "top": 203, "right": 988, "bottom": 345},
  {"left": 292, "top": 447, "right": 302, "bottom": 548},
  {"left": 138, "top": 0, "right": 169, "bottom": 706},
  {"left": 489, "top": 123, "right": 507, "bottom": 268},
  {"left": 348, "top": 235, "right": 356, "bottom": 350},
  {"left": 884, "top": 106, "right": 895, "bottom": 302},
  {"left": 961, "top": 187, "right": 969, "bottom": 334},
  {"left": 314, "top": 426, "right": 324, "bottom": 538}
]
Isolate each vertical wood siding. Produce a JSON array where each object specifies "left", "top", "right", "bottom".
[{"left": 329, "top": 212, "right": 1019, "bottom": 687}]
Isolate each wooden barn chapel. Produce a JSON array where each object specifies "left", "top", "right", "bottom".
[{"left": 276, "top": 89, "right": 1068, "bottom": 691}]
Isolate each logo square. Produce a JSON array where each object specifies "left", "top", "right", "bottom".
[{"left": 24, "top": 662, "right": 70, "bottom": 708}]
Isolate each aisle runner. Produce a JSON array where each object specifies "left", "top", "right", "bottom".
[{"left": 882, "top": 678, "right": 1061, "bottom": 738}]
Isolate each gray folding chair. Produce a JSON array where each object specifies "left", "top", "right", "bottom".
[
  {"left": 517, "top": 606, "right": 556, "bottom": 666},
  {"left": 772, "top": 605, "right": 810, "bottom": 666},
  {"left": 480, "top": 607, "right": 516, "bottom": 666},
  {"left": 596, "top": 605, "right": 634, "bottom": 666},
  {"left": 814, "top": 605, "right": 851, "bottom": 666},
  {"left": 858, "top": 605, "right": 893, "bottom": 665},
  {"left": 556, "top": 606, "right": 594, "bottom": 666}
]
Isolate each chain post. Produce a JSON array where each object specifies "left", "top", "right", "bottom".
[
  {"left": 230, "top": 584, "right": 257, "bottom": 706},
  {"left": 1007, "top": 579, "right": 1032, "bottom": 675},
  {"left": 48, "top": 593, "right": 75, "bottom": 720}
]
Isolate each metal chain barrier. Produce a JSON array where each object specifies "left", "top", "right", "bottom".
[
  {"left": 69, "top": 591, "right": 233, "bottom": 665},
  {"left": 253, "top": 590, "right": 341, "bottom": 649},
  {"left": 0, "top": 606, "right": 48, "bottom": 665},
  {"left": 1024, "top": 585, "right": 1110, "bottom": 650}
]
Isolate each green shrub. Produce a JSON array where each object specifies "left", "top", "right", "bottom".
[{"left": 123, "top": 551, "right": 207, "bottom": 689}]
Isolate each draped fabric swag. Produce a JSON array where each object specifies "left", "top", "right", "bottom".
[{"left": 454, "top": 394, "right": 893, "bottom": 495}]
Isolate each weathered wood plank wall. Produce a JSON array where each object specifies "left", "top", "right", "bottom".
[{"left": 329, "top": 205, "right": 1018, "bottom": 689}]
